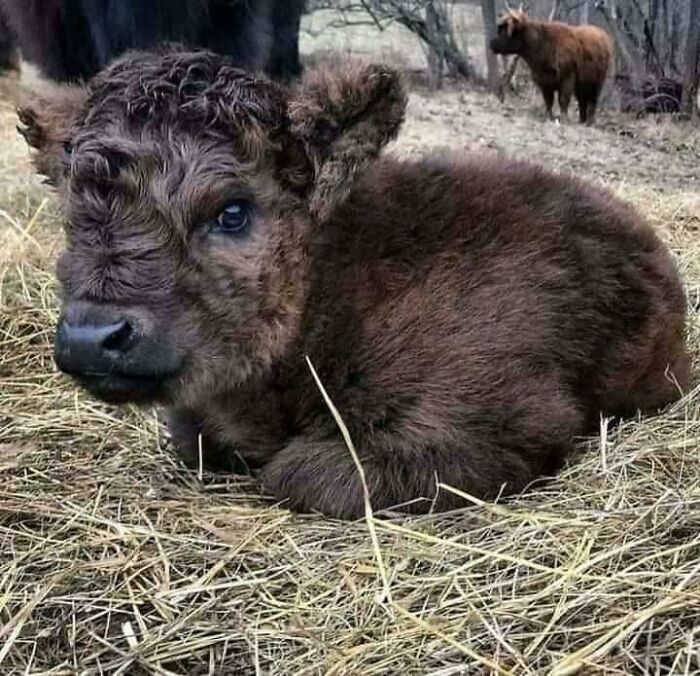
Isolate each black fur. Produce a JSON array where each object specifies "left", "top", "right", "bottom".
[
  {"left": 0, "top": 5, "right": 16, "bottom": 72},
  {"left": 1, "top": 0, "right": 97, "bottom": 80},
  {"left": 268, "top": 0, "right": 305, "bottom": 81},
  {"left": 0, "top": 0, "right": 304, "bottom": 81}
]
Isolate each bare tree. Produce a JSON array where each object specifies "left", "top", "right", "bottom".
[
  {"left": 481, "top": 0, "right": 499, "bottom": 92},
  {"left": 308, "top": 0, "right": 478, "bottom": 83},
  {"left": 580, "top": 0, "right": 590, "bottom": 23},
  {"left": 596, "top": 1, "right": 638, "bottom": 75},
  {"left": 369, "top": 0, "right": 478, "bottom": 80},
  {"left": 425, "top": 2, "right": 445, "bottom": 88},
  {"left": 682, "top": 0, "right": 700, "bottom": 116}
]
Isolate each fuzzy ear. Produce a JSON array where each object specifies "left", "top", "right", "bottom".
[
  {"left": 288, "top": 60, "right": 407, "bottom": 221},
  {"left": 16, "top": 84, "right": 88, "bottom": 186}
]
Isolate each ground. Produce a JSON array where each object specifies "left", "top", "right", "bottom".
[{"left": 1, "top": 14, "right": 700, "bottom": 676}]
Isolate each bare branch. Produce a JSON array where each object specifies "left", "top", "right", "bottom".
[{"left": 307, "top": 0, "right": 479, "bottom": 84}]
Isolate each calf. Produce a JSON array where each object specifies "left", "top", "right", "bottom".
[
  {"left": 490, "top": 9, "right": 613, "bottom": 124},
  {"left": 18, "top": 50, "right": 688, "bottom": 519}
]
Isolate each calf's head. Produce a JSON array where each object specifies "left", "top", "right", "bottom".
[
  {"left": 490, "top": 9, "right": 529, "bottom": 56},
  {"left": 18, "top": 50, "right": 406, "bottom": 406}
]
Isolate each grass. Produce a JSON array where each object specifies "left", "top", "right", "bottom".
[{"left": 2, "top": 28, "right": 700, "bottom": 675}]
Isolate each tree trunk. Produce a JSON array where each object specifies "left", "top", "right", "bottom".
[
  {"left": 659, "top": 0, "right": 669, "bottom": 70},
  {"left": 682, "top": 0, "right": 700, "bottom": 117},
  {"left": 480, "top": 0, "right": 499, "bottom": 92},
  {"left": 549, "top": 0, "right": 561, "bottom": 21},
  {"left": 669, "top": 3, "right": 681, "bottom": 74},
  {"left": 580, "top": 0, "right": 589, "bottom": 25},
  {"left": 597, "top": 2, "right": 637, "bottom": 75},
  {"left": 425, "top": 2, "right": 444, "bottom": 89},
  {"left": 360, "top": 0, "right": 478, "bottom": 82}
]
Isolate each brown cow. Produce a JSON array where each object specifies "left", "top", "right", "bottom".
[
  {"left": 490, "top": 9, "right": 613, "bottom": 124},
  {"left": 18, "top": 50, "right": 688, "bottom": 519}
]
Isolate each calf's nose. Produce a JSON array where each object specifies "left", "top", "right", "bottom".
[{"left": 55, "top": 317, "right": 134, "bottom": 376}]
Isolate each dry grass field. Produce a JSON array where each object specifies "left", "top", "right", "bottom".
[{"left": 1, "top": 14, "right": 700, "bottom": 675}]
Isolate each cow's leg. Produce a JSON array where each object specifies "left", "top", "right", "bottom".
[
  {"left": 577, "top": 96, "right": 588, "bottom": 123},
  {"left": 575, "top": 82, "right": 593, "bottom": 124},
  {"left": 0, "top": 8, "right": 18, "bottom": 72},
  {"left": 207, "top": 0, "right": 272, "bottom": 73},
  {"left": 267, "top": 0, "right": 305, "bottom": 80},
  {"left": 585, "top": 84, "right": 603, "bottom": 125},
  {"left": 540, "top": 85, "right": 556, "bottom": 120},
  {"left": 558, "top": 76, "right": 575, "bottom": 121},
  {"left": 2, "top": 0, "right": 100, "bottom": 80}
]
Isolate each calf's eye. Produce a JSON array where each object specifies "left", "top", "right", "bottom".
[{"left": 213, "top": 200, "right": 251, "bottom": 236}]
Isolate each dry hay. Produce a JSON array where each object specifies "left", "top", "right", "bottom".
[{"left": 1, "top": 75, "right": 700, "bottom": 676}]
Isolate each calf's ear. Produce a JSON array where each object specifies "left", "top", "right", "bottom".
[
  {"left": 16, "top": 84, "right": 88, "bottom": 186},
  {"left": 288, "top": 60, "right": 407, "bottom": 221}
]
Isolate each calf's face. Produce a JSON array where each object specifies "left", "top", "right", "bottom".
[
  {"left": 19, "top": 51, "right": 406, "bottom": 407},
  {"left": 52, "top": 127, "right": 292, "bottom": 406}
]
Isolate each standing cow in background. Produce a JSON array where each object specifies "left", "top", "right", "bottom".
[
  {"left": 490, "top": 9, "right": 613, "bottom": 124},
  {"left": 0, "top": 0, "right": 305, "bottom": 82}
]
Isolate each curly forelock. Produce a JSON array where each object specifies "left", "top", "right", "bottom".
[{"left": 78, "top": 49, "right": 289, "bottom": 138}]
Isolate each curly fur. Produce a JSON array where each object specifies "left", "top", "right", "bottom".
[
  {"left": 289, "top": 58, "right": 406, "bottom": 220},
  {"left": 490, "top": 9, "right": 613, "bottom": 124},
  {"left": 18, "top": 50, "right": 688, "bottom": 519}
]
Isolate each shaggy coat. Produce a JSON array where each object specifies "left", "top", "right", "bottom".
[
  {"left": 0, "top": 0, "right": 304, "bottom": 82},
  {"left": 490, "top": 9, "right": 613, "bottom": 124},
  {"left": 18, "top": 50, "right": 688, "bottom": 520}
]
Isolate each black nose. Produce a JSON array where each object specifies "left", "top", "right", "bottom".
[
  {"left": 55, "top": 317, "right": 134, "bottom": 376},
  {"left": 54, "top": 300, "right": 183, "bottom": 403}
]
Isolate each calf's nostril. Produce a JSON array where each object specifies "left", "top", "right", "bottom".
[{"left": 101, "top": 319, "right": 133, "bottom": 352}]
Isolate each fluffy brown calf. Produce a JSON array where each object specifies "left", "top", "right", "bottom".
[
  {"left": 18, "top": 50, "right": 688, "bottom": 519},
  {"left": 490, "top": 9, "right": 613, "bottom": 124}
]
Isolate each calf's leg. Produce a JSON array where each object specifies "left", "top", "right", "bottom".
[
  {"left": 259, "top": 390, "right": 581, "bottom": 519},
  {"left": 165, "top": 408, "right": 238, "bottom": 472},
  {"left": 259, "top": 438, "right": 503, "bottom": 519}
]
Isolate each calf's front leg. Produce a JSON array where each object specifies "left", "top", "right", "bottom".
[
  {"left": 258, "top": 434, "right": 544, "bottom": 520},
  {"left": 164, "top": 408, "right": 235, "bottom": 472}
]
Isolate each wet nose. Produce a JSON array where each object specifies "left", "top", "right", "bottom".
[{"left": 55, "top": 317, "right": 134, "bottom": 376}]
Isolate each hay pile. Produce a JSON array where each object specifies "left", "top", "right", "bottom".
[{"left": 2, "top": 76, "right": 700, "bottom": 675}]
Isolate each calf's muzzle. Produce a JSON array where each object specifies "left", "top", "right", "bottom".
[{"left": 54, "top": 300, "right": 182, "bottom": 403}]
